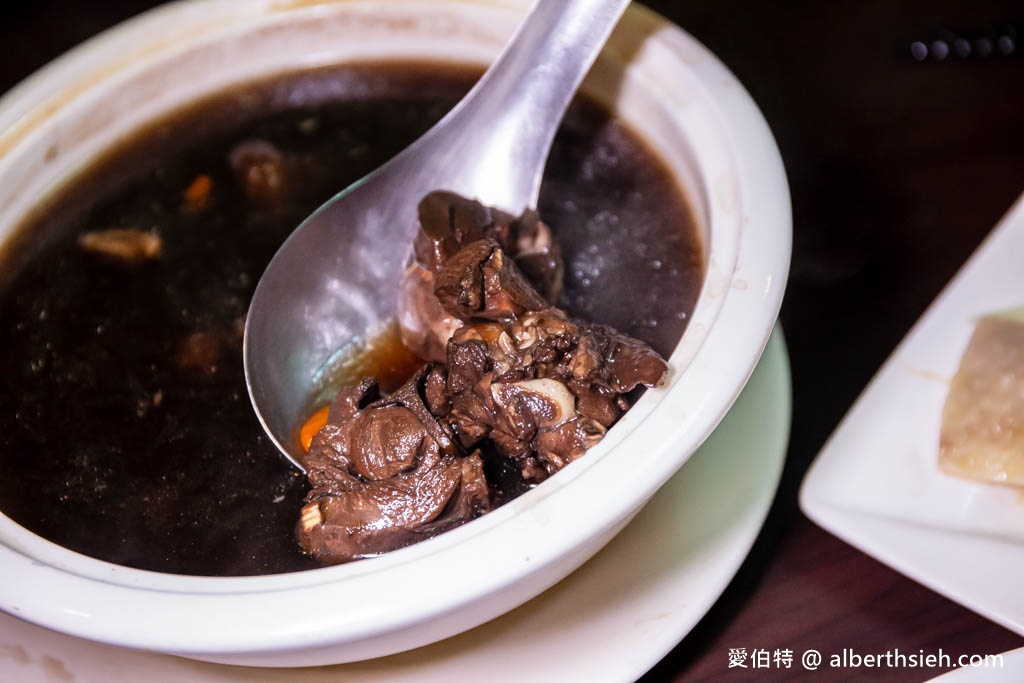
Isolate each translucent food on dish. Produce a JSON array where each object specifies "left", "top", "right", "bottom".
[{"left": 939, "top": 309, "right": 1024, "bottom": 487}]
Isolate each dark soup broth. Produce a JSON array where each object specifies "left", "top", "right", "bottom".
[{"left": 0, "top": 62, "right": 702, "bottom": 576}]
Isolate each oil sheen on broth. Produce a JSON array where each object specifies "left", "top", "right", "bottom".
[{"left": 0, "top": 63, "right": 703, "bottom": 576}]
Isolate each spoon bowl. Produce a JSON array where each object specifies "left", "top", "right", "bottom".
[{"left": 244, "top": 0, "right": 630, "bottom": 467}]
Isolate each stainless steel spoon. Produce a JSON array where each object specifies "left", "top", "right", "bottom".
[{"left": 244, "top": 0, "right": 631, "bottom": 469}]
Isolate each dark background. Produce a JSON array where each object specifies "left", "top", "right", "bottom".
[{"left": 2, "top": 1, "right": 1023, "bottom": 681}]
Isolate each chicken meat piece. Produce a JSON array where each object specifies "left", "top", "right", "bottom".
[
  {"left": 398, "top": 191, "right": 563, "bottom": 361},
  {"left": 299, "top": 191, "right": 669, "bottom": 564},
  {"left": 298, "top": 369, "right": 489, "bottom": 563},
  {"left": 435, "top": 237, "right": 668, "bottom": 482}
]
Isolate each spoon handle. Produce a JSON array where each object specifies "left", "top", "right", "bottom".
[{"left": 424, "top": 0, "right": 631, "bottom": 212}]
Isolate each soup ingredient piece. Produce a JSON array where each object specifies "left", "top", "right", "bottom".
[
  {"left": 300, "top": 193, "right": 670, "bottom": 563},
  {"left": 177, "top": 330, "right": 224, "bottom": 374},
  {"left": 300, "top": 405, "right": 331, "bottom": 451},
  {"left": 229, "top": 139, "right": 288, "bottom": 207},
  {"left": 435, "top": 239, "right": 549, "bottom": 319},
  {"left": 940, "top": 312, "right": 1024, "bottom": 486},
  {"left": 398, "top": 191, "right": 563, "bottom": 362},
  {"left": 435, "top": 238, "right": 668, "bottom": 482},
  {"left": 183, "top": 173, "right": 213, "bottom": 211},
  {"left": 298, "top": 369, "right": 489, "bottom": 563},
  {"left": 77, "top": 228, "right": 162, "bottom": 264}
]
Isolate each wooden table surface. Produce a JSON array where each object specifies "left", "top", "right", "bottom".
[{"left": 2, "top": 1, "right": 1023, "bottom": 681}]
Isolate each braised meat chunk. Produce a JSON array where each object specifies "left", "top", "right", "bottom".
[
  {"left": 436, "top": 239, "right": 668, "bottom": 482},
  {"left": 398, "top": 191, "right": 563, "bottom": 361},
  {"left": 298, "top": 369, "right": 489, "bottom": 564},
  {"left": 298, "top": 191, "right": 670, "bottom": 563}
]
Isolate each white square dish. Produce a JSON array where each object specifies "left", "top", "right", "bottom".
[{"left": 801, "top": 192, "right": 1024, "bottom": 635}]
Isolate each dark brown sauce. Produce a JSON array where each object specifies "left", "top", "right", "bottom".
[
  {"left": 0, "top": 62, "right": 703, "bottom": 576},
  {"left": 314, "top": 320, "right": 424, "bottom": 398}
]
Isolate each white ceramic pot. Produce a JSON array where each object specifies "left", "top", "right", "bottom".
[{"left": 0, "top": 0, "right": 790, "bottom": 667}]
